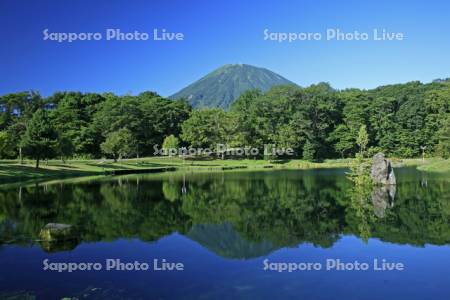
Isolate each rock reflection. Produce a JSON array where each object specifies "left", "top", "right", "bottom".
[{"left": 371, "top": 185, "right": 395, "bottom": 218}]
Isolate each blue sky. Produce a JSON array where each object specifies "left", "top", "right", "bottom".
[{"left": 1, "top": 0, "right": 449, "bottom": 97}]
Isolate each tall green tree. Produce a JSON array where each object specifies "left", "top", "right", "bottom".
[
  {"left": 328, "top": 124, "right": 354, "bottom": 158},
  {"left": 20, "top": 109, "right": 58, "bottom": 168},
  {"left": 100, "top": 128, "right": 136, "bottom": 162},
  {"left": 162, "top": 135, "right": 180, "bottom": 156},
  {"left": 0, "top": 131, "right": 11, "bottom": 158},
  {"left": 93, "top": 93, "right": 190, "bottom": 157},
  {"left": 290, "top": 84, "right": 341, "bottom": 159},
  {"left": 230, "top": 90, "right": 262, "bottom": 148},
  {"left": 181, "top": 109, "right": 235, "bottom": 151},
  {"left": 302, "top": 140, "right": 316, "bottom": 161},
  {"left": 356, "top": 125, "right": 369, "bottom": 157},
  {"left": 49, "top": 92, "right": 105, "bottom": 157},
  {"left": 436, "top": 114, "right": 450, "bottom": 158},
  {"left": 57, "top": 134, "right": 75, "bottom": 163}
]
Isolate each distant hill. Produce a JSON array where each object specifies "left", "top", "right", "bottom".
[
  {"left": 170, "top": 64, "right": 296, "bottom": 109},
  {"left": 433, "top": 77, "right": 450, "bottom": 83}
]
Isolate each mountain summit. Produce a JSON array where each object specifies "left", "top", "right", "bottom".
[{"left": 170, "top": 64, "right": 296, "bottom": 109}]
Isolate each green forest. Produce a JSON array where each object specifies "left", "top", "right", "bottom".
[{"left": 0, "top": 80, "right": 449, "bottom": 167}]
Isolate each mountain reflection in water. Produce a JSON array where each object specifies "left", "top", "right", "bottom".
[{"left": 1, "top": 168, "right": 449, "bottom": 257}]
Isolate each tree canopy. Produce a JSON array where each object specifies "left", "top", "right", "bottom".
[
  {"left": 0, "top": 80, "right": 449, "bottom": 162},
  {"left": 20, "top": 109, "right": 58, "bottom": 168}
]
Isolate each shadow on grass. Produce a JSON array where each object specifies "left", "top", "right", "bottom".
[
  {"left": 0, "top": 160, "right": 20, "bottom": 165},
  {"left": 269, "top": 160, "right": 291, "bottom": 165},
  {"left": 48, "top": 164, "right": 81, "bottom": 169},
  {"left": 184, "top": 156, "right": 216, "bottom": 161},
  {"left": 129, "top": 162, "right": 176, "bottom": 167},
  {"left": 0, "top": 164, "right": 99, "bottom": 183},
  {"left": 85, "top": 161, "right": 176, "bottom": 169},
  {"left": 186, "top": 163, "right": 222, "bottom": 167},
  {"left": 84, "top": 163, "right": 135, "bottom": 170}
]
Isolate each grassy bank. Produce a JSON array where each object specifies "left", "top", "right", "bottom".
[
  {"left": 0, "top": 157, "right": 348, "bottom": 182},
  {"left": 0, "top": 159, "right": 175, "bottom": 183},
  {"left": 0, "top": 157, "right": 447, "bottom": 184},
  {"left": 416, "top": 158, "right": 450, "bottom": 173}
]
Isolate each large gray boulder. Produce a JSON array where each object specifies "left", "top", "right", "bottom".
[
  {"left": 370, "top": 153, "right": 396, "bottom": 185},
  {"left": 39, "top": 223, "right": 76, "bottom": 242}
]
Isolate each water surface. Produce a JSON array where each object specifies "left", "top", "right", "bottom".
[{"left": 0, "top": 168, "right": 449, "bottom": 299}]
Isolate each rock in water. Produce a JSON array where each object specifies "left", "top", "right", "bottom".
[
  {"left": 39, "top": 223, "right": 75, "bottom": 241},
  {"left": 371, "top": 153, "right": 396, "bottom": 185}
]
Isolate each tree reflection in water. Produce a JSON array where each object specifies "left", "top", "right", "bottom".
[{"left": 0, "top": 169, "right": 448, "bottom": 257}]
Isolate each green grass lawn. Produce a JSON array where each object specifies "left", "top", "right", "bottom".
[
  {"left": 416, "top": 158, "right": 450, "bottom": 173},
  {"left": 0, "top": 156, "right": 448, "bottom": 184},
  {"left": 0, "top": 157, "right": 347, "bottom": 183},
  {"left": 0, "top": 158, "right": 173, "bottom": 183}
]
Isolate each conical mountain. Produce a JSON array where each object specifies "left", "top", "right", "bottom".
[{"left": 170, "top": 64, "right": 296, "bottom": 109}]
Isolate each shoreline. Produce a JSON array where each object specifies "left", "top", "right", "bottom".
[{"left": 0, "top": 157, "right": 448, "bottom": 186}]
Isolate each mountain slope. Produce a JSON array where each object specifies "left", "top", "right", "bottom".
[
  {"left": 186, "top": 223, "right": 279, "bottom": 259},
  {"left": 170, "top": 64, "right": 296, "bottom": 109}
]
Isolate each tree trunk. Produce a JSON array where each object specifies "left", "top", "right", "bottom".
[
  {"left": 36, "top": 157, "right": 40, "bottom": 169},
  {"left": 19, "top": 147, "right": 23, "bottom": 164}
]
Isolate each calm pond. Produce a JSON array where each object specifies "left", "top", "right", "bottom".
[{"left": 0, "top": 168, "right": 449, "bottom": 299}]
